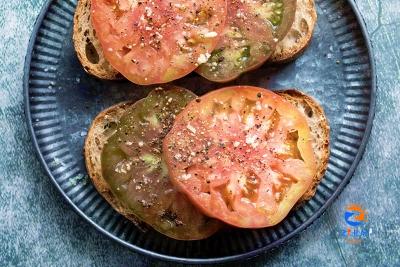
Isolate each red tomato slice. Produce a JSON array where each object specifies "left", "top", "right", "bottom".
[
  {"left": 91, "top": 0, "right": 227, "bottom": 85},
  {"left": 163, "top": 86, "right": 317, "bottom": 228}
]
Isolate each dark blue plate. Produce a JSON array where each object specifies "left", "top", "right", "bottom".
[{"left": 24, "top": 0, "right": 376, "bottom": 263}]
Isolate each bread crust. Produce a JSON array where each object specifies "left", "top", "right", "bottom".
[
  {"left": 277, "top": 89, "right": 330, "bottom": 201},
  {"left": 73, "top": 0, "right": 121, "bottom": 80},
  {"left": 270, "top": 0, "right": 317, "bottom": 63}
]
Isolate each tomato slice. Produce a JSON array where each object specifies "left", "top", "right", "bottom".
[
  {"left": 244, "top": 0, "right": 297, "bottom": 41},
  {"left": 196, "top": 0, "right": 276, "bottom": 82},
  {"left": 163, "top": 86, "right": 316, "bottom": 228},
  {"left": 196, "top": 0, "right": 296, "bottom": 82},
  {"left": 91, "top": 0, "right": 227, "bottom": 85},
  {"left": 101, "top": 86, "right": 221, "bottom": 240}
]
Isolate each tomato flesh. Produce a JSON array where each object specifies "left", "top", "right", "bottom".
[
  {"left": 101, "top": 86, "right": 221, "bottom": 240},
  {"left": 91, "top": 0, "right": 227, "bottom": 85},
  {"left": 245, "top": 0, "right": 297, "bottom": 41},
  {"left": 196, "top": 0, "right": 296, "bottom": 82},
  {"left": 196, "top": 0, "right": 276, "bottom": 82},
  {"left": 163, "top": 86, "right": 316, "bottom": 228}
]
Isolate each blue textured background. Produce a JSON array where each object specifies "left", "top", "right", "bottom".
[{"left": 0, "top": 0, "right": 399, "bottom": 266}]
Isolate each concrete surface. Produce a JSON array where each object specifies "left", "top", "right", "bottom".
[{"left": 0, "top": 0, "right": 399, "bottom": 266}]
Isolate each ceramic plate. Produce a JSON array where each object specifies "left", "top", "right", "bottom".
[{"left": 24, "top": 0, "right": 376, "bottom": 263}]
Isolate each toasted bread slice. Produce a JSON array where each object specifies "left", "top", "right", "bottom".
[
  {"left": 73, "top": 0, "right": 316, "bottom": 78},
  {"left": 84, "top": 89, "right": 329, "bottom": 227},
  {"left": 73, "top": 0, "right": 121, "bottom": 80},
  {"left": 277, "top": 89, "right": 330, "bottom": 201},
  {"left": 270, "top": 0, "right": 317, "bottom": 63},
  {"left": 84, "top": 101, "right": 145, "bottom": 228}
]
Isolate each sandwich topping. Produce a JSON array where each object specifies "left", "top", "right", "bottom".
[
  {"left": 196, "top": 0, "right": 296, "bottom": 82},
  {"left": 245, "top": 0, "right": 297, "bottom": 41},
  {"left": 101, "top": 86, "right": 221, "bottom": 240},
  {"left": 163, "top": 86, "right": 317, "bottom": 228},
  {"left": 91, "top": 0, "right": 227, "bottom": 85}
]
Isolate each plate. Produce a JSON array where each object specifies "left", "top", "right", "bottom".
[{"left": 24, "top": 0, "right": 376, "bottom": 263}]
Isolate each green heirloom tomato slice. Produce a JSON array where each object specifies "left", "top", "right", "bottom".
[
  {"left": 245, "top": 0, "right": 297, "bottom": 41},
  {"left": 196, "top": 0, "right": 296, "bottom": 82},
  {"left": 196, "top": 0, "right": 276, "bottom": 82},
  {"left": 101, "top": 86, "right": 221, "bottom": 240},
  {"left": 91, "top": 0, "right": 227, "bottom": 85},
  {"left": 163, "top": 86, "right": 317, "bottom": 228}
]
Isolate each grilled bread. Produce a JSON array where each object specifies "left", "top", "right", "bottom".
[{"left": 84, "top": 89, "right": 329, "bottom": 228}]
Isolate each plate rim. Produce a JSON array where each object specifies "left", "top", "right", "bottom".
[{"left": 23, "top": 0, "right": 377, "bottom": 264}]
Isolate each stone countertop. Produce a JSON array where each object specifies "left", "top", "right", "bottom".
[{"left": 0, "top": 0, "right": 399, "bottom": 266}]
